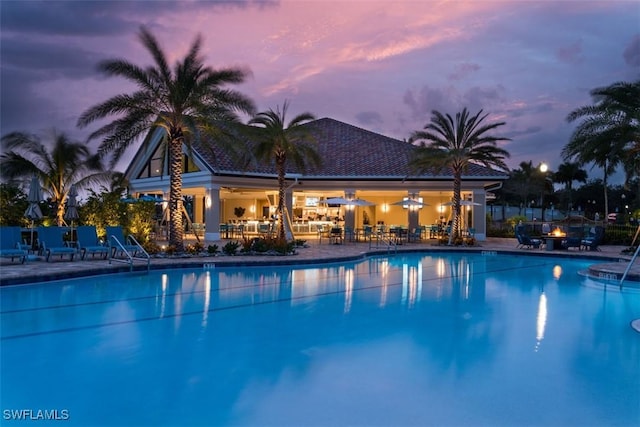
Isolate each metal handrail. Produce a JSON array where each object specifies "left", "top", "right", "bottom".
[
  {"left": 108, "top": 234, "right": 150, "bottom": 272},
  {"left": 370, "top": 231, "right": 398, "bottom": 253},
  {"left": 620, "top": 243, "right": 640, "bottom": 288}
]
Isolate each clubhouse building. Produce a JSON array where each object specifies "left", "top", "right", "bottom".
[{"left": 123, "top": 118, "right": 509, "bottom": 241}]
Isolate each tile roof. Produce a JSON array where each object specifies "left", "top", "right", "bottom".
[{"left": 193, "top": 117, "right": 508, "bottom": 180}]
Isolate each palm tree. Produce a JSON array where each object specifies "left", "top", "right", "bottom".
[
  {"left": 0, "top": 130, "right": 110, "bottom": 225},
  {"left": 409, "top": 108, "right": 510, "bottom": 245},
  {"left": 247, "top": 101, "right": 321, "bottom": 241},
  {"left": 553, "top": 161, "right": 587, "bottom": 211},
  {"left": 564, "top": 80, "right": 640, "bottom": 217},
  {"left": 77, "top": 26, "right": 255, "bottom": 251}
]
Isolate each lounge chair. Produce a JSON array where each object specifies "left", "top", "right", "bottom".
[
  {"left": 37, "top": 226, "right": 76, "bottom": 262},
  {"left": 76, "top": 225, "right": 109, "bottom": 260},
  {"left": 0, "top": 226, "right": 27, "bottom": 263},
  {"left": 581, "top": 226, "right": 604, "bottom": 251},
  {"left": 106, "top": 226, "right": 140, "bottom": 257}
]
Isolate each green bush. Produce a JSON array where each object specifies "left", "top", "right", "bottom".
[
  {"left": 207, "top": 244, "right": 219, "bottom": 254},
  {"left": 222, "top": 241, "right": 240, "bottom": 255}
]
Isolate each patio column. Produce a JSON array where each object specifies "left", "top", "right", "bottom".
[
  {"left": 204, "top": 186, "right": 221, "bottom": 241},
  {"left": 344, "top": 190, "right": 356, "bottom": 230},
  {"left": 407, "top": 192, "right": 420, "bottom": 231},
  {"left": 472, "top": 189, "right": 486, "bottom": 241}
]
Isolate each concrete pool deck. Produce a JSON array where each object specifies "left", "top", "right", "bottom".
[{"left": 0, "top": 237, "right": 638, "bottom": 286}]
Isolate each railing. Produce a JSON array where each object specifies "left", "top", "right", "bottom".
[
  {"left": 370, "top": 231, "right": 397, "bottom": 253},
  {"left": 108, "top": 234, "right": 150, "bottom": 272},
  {"left": 620, "top": 242, "right": 640, "bottom": 289}
]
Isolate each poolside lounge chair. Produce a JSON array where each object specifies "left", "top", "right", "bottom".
[
  {"left": 76, "top": 225, "right": 109, "bottom": 260},
  {"left": 37, "top": 226, "right": 76, "bottom": 262},
  {"left": 581, "top": 226, "right": 604, "bottom": 251},
  {"left": 106, "top": 226, "right": 140, "bottom": 257},
  {"left": 0, "top": 226, "right": 27, "bottom": 263}
]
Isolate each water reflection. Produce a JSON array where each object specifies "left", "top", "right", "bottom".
[{"left": 1, "top": 254, "right": 638, "bottom": 426}]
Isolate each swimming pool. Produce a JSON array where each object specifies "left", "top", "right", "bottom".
[{"left": 1, "top": 252, "right": 639, "bottom": 426}]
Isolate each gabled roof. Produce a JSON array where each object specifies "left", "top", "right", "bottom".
[{"left": 136, "top": 117, "right": 509, "bottom": 181}]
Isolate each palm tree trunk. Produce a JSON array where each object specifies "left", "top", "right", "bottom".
[
  {"left": 603, "top": 170, "right": 609, "bottom": 219},
  {"left": 448, "top": 170, "right": 462, "bottom": 245},
  {"left": 169, "top": 135, "right": 184, "bottom": 252},
  {"left": 276, "top": 158, "right": 286, "bottom": 241}
]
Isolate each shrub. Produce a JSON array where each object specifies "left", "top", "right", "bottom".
[
  {"left": 222, "top": 241, "right": 240, "bottom": 255},
  {"left": 142, "top": 241, "right": 161, "bottom": 255},
  {"left": 185, "top": 242, "right": 204, "bottom": 255},
  {"left": 207, "top": 244, "right": 219, "bottom": 254}
]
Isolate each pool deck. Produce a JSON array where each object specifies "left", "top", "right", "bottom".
[{"left": 0, "top": 237, "right": 638, "bottom": 286}]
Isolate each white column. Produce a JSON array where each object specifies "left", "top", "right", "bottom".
[
  {"left": 407, "top": 192, "right": 420, "bottom": 230},
  {"left": 204, "top": 186, "right": 221, "bottom": 241},
  {"left": 472, "top": 189, "right": 487, "bottom": 241},
  {"left": 344, "top": 190, "right": 356, "bottom": 230}
]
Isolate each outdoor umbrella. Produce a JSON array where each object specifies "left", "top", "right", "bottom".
[
  {"left": 350, "top": 198, "right": 375, "bottom": 206},
  {"left": 64, "top": 185, "right": 79, "bottom": 238},
  {"left": 325, "top": 197, "right": 375, "bottom": 207},
  {"left": 324, "top": 197, "right": 352, "bottom": 205},
  {"left": 24, "top": 175, "right": 43, "bottom": 252},
  {"left": 390, "top": 199, "right": 430, "bottom": 207}
]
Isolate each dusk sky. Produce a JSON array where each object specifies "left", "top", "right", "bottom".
[{"left": 1, "top": 0, "right": 639, "bottom": 181}]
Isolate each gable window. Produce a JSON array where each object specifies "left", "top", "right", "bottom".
[{"left": 137, "top": 146, "right": 200, "bottom": 178}]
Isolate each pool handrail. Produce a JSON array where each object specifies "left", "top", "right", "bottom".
[
  {"left": 107, "top": 231, "right": 150, "bottom": 272},
  {"left": 620, "top": 244, "right": 639, "bottom": 289}
]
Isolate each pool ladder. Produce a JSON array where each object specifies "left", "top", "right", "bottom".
[
  {"left": 620, "top": 244, "right": 639, "bottom": 288},
  {"left": 370, "top": 231, "right": 398, "bottom": 253},
  {"left": 620, "top": 225, "right": 640, "bottom": 288},
  {"left": 108, "top": 234, "right": 150, "bottom": 272}
]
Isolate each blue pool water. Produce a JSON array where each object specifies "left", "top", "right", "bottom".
[{"left": 1, "top": 253, "right": 639, "bottom": 426}]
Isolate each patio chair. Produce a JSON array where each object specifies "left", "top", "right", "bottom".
[
  {"left": 317, "top": 224, "right": 331, "bottom": 244},
  {"left": 408, "top": 227, "right": 422, "bottom": 242},
  {"left": 0, "top": 226, "right": 27, "bottom": 263},
  {"left": 37, "top": 226, "right": 76, "bottom": 262},
  {"left": 581, "top": 226, "right": 604, "bottom": 251},
  {"left": 562, "top": 226, "right": 583, "bottom": 250},
  {"left": 329, "top": 227, "right": 343, "bottom": 245},
  {"left": 515, "top": 224, "right": 542, "bottom": 249},
  {"left": 344, "top": 225, "right": 355, "bottom": 242},
  {"left": 106, "top": 226, "right": 140, "bottom": 257},
  {"left": 76, "top": 225, "right": 109, "bottom": 260},
  {"left": 361, "top": 225, "right": 373, "bottom": 242}
]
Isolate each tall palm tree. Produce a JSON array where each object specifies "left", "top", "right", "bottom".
[
  {"left": 409, "top": 108, "right": 510, "bottom": 245},
  {"left": 564, "top": 80, "right": 640, "bottom": 217},
  {"left": 77, "top": 26, "right": 255, "bottom": 251},
  {"left": 553, "top": 161, "right": 587, "bottom": 211},
  {"left": 247, "top": 101, "right": 321, "bottom": 241},
  {"left": 0, "top": 130, "right": 110, "bottom": 225}
]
